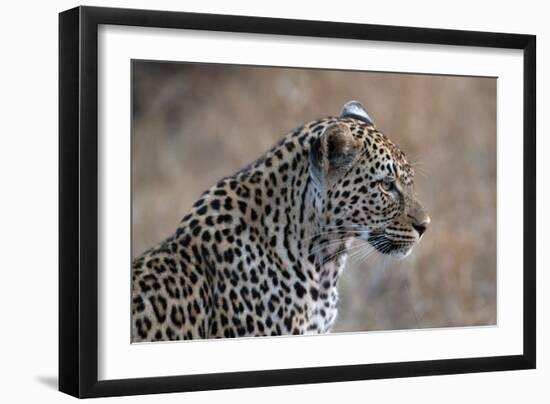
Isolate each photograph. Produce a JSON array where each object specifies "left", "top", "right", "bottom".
[
  {"left": 130, "top": 61, "right": 497, "bottom": 342},
  {"left": 54, "top": 4, "right": 537, "bottom": 399}
]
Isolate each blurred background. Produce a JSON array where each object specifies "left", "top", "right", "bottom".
[{"left": 132, "top": 61, "right": 496, "bottom": 332}]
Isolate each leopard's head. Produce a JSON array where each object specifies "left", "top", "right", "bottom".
[{"left": 310, "top": 101, "right": 430, "bottom": 258}]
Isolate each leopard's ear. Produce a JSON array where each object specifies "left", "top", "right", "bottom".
[
  {"left": 340, "top": 100, "right": 374, "bottom": 126},
  {"left": 310, "top": 122, "right": 361, "bottom": 187}
]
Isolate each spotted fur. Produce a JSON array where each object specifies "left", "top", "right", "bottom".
[{"left": 132, "top": 101, "right": 430, "bottom": 341}]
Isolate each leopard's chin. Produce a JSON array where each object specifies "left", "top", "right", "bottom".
[{"left": 389, "top": 246, "right": 414, "bottom": 259}]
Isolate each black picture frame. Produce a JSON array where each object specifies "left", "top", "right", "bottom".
[{"left": 59, "top": 5, "right": 536, "bottom": 398}]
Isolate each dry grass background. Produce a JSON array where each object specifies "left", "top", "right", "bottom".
[{"left": 132, "top": 61, "right": 496, "bottom": 332}]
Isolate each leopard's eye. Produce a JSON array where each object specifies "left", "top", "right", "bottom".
[{"left": 379, "top": 177, "right": 395, "bottom": 193}]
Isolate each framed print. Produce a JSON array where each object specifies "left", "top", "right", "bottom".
[{"left": 59, "top": 6, "right": 536, "bottom": 398}]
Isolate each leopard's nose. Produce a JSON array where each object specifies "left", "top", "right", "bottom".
[{"left": 412, "top": 216, "right": 430, "bottom": 237}]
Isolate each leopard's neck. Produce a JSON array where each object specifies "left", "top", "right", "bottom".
[{"left": 235, "top": 122, "right": 350, "bottom": 289}]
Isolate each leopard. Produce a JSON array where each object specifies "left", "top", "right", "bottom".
[{"left": 131, "top": 100, "right": 430, "bottom": 342}]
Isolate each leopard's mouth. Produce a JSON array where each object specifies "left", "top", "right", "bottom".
[{"left": 366, "top": 233, "right": 414, "bottom": 259}]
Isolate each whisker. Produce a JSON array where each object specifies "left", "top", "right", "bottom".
[
  {"left": 311, "top": 239, "right": 372, "bottom": 270},
  {"left": 319, "top": 224, "right": 365, "bottom": 229},
  {"left": 309, "top": 238, "right": 354, "bottom": 256},
  {"left": 303, "top": 229, "right": 363, "bottom": 241},
  {"left": 347, "top": 240, "right": 388, "bottom": 264},
  {"left": 347, "top": 245, "right": 377, "bottom": 264}
]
